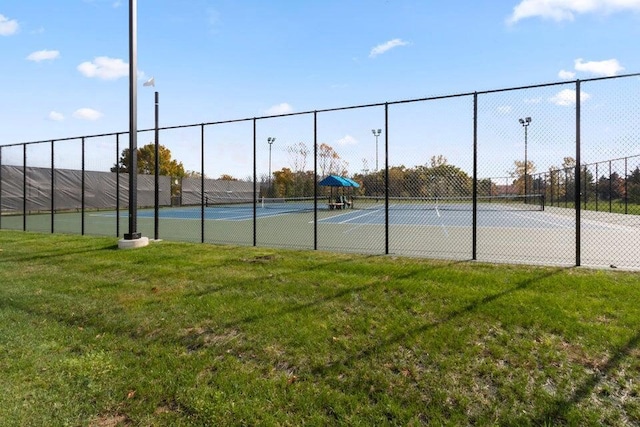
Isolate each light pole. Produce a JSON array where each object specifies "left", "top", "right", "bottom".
[
  {"left": 143, "top": 77, "right": 158, "bottom": 239},
  {"left": 124, "top": 0, "right": 140, "bottom": 241},
  {"left": 519, "top": 117, "right": 532, "bottom": 195},
  {"left": 267, "top": 137, "right": 276, "bottom": 196},
  {"left": 371, "top": 129, "right": 381, "bottom": 172},
  {"left": 118, "top": 0, "right": 150, "bottom": 248}
]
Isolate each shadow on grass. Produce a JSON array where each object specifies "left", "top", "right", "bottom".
[
  {"left": 216, "top": 258, "right": 472, "bottom": 330},
  {"left": 531, "top": 329, "right": 640, "bottom": 425},
  {"left": 311, "top": 267, "right": 567, "bottom": 376},
  {"left": 0, "top": 244, "right": 117, "bottom": 264}
]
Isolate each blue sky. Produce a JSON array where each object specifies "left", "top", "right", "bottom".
[{"left": 1, "top": 0, "right": 639, "bottom": 179}]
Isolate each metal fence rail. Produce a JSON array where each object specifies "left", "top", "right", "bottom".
[{"left": 1, "top": 74, "right": 639, "bottom": 269}]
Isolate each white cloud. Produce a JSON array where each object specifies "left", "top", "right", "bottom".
[
  {"left": 337, "top": 135, "right": 358, "bottom": 146},
  {"left": 549, "top": 88, "right": 591, "bottom": 106},
  {"left": 77, "top": 56, "right": 129, "bottom": 80},
  {"left": 558, "top": 69, "right": 576, "bottom": 79},
  {"left": 574, "top": 58, "right": 624, "bottom": 77},
  {"left": 0, "top": 13, "right": 19, "bottom": 35},
  {"left": 73, "top": 108, "right": 103, "bottom": 120},
  {"left": 369, "top": 38, "right": 409, "bottom": 58},
  {"left": 48, "top": 111, "right": 64, "bottom": 121},
  {"left": 507, "top": 0, "right": 640, "bottom": 24},
  {"left": 265, "top": 103, "right": 293, "bottom": 116},
  {"left": 497, "top": 105, "right": 512, "bottom": 114},
  {"left": 27, "top": 50, "right": 60, "bottom": 62}
]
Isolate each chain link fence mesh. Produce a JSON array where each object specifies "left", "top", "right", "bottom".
[{"left": 1, "top": 74, "right": 639, "bottom": 268}]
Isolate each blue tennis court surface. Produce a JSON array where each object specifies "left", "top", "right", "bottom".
[{"left": 95, "top": 204, "right": 624, "bottom": 232}]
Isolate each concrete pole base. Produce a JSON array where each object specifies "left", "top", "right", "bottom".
[{"left": 118, "top": 236, "right": 150, "bottom": 249}]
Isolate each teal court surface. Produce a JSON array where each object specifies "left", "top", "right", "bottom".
[{"left": 3, "top": 200, "right": 639, "bottom": 270}]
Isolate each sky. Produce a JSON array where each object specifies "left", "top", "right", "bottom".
[{"left": 1, "top": 0, "right": 639, "bottom": 179}]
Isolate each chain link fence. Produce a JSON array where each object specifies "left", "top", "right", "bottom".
[{"left": 1, "top": 74, "right": 639, "bottom": 269}]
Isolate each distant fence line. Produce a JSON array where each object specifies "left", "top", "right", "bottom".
[{"left": 1, "top": 73, "right": 639, "bottom": 269}]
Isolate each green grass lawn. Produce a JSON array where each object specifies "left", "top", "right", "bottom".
[{"left": 0, "top": 230, "right": 639, "bottom": 426}]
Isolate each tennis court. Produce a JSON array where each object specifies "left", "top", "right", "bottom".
[
  {"left": 2, "top": 193, "right": 638, "bottom": 269},
  {"left": 77, "top": 195, "right": 636, "bottom": 269}
]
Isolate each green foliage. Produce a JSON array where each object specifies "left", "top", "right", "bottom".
[
  {"left": 112, "top": 143, "right": 186, "bottom": 178},
  {"left": 1, "top": 231, "right": 639, "bottom": 426}
]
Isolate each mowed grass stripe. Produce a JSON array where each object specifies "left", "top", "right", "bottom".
[{"left": 0, "top": 230, "right": 639, "bottom": 426}]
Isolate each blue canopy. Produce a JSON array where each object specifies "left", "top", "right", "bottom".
[
  {"left": 319, "top": 175, "right": 360, "bottom": 187},
  {"left": 341, "top": 177, "right": 360, "bottom": 188}
]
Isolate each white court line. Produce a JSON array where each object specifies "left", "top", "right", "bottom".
[
  {"left": 579, "top": 217, "right": 640, "bottom": 233},
  {"left": 511, "top": 211, "right": 575, "bottom": 229},
  {"left": 510, "top": 210, "right": 640, "bottom": 234}
]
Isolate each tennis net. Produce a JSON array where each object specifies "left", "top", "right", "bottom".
[
  {"left": 351, "top": 194, "right": 544, "bottom": 212},
  {"left": 203, "top": 194, "right": 544, "bottom": 212},
  {"left": 205, "top": 196, "right": 319, "bottom": 211}
]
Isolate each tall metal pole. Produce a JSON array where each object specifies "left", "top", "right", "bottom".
[
  {"left": 372, "top": 129, "right": 381, "bottom": 172},
  {"left": 267, "top": 137, "right": 275, "bottom": 196},
  {"left": 125, "top": 0, "right": 141, "bottom": 240},
  {"left": 524, "top": 125, "right": 528, "bottom": 193},
  {"left": 154, "top": 90, "right": 159, "bottom": 240},
  {"left": 519, "top": 117, "right": 531, "bottom": 195},
  {"left": 372, "top": 129, "right": 381, "bottom": 199}
]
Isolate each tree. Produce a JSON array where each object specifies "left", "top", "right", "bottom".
[
  {"left": 111, "top": 143, "right": 186, "bottom": 178},
  {"left": 219, "top": 174, "right": 238, "bottom": 181},
  {"left": 428, "top": 163, "right": 472, "bottom": 198},
  {"left": 318, "top": 143, "right": 348, "bottom": 177},
  {"left": 510, "top": 160, "right": 536, "bottom": 195},
  {"left": 273, "top": 168, "right": 295, "bottom": 198},
  {"left": 627, "top": 166, "right": 640, "bottom": 204},
  {"left": 287, "top": 142, "right": 309, "bottom": 174}
]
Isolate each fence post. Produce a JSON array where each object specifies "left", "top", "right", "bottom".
[
  {"left": 595, "top": 162, "right": 598, "bottom": 212},
  {"left": 0, "top": 146, "right": 3, "bottom": 230},
  {"left": 82, "top": 137, "right": 86, "bottom": 236},
  {"left": 23, "top": 144, "right": 27, "bottom": 232},
  {"left": 116, "top": 134, "right": 120, "bottom": 237},
  {"left": 609, "top": 160, "right": 612, "bottom": 212},
  {"left": 314, "top": 111, "right": 318, "bottom": 251},
  {"left": 575, "top": 79, "right": 581, "bottom": 267},
  {"left": 384, "top": 103, "right": 389, "bottom": 255},
  {"left": 51, "top": 140, "right": 55, "bottom": 234},
  {"left": 253, "top": 118, "right": 257, "bottom": 247},
  {"left": 472, "top": 92, "right": 478, "bottom": 260},
  {"left": 625, "top": 156, "right": 628, "bottom": 214},
  {"left": 201, "top": 124, "right": 205, "bottom": 243}
]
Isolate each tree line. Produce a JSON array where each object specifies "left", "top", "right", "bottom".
[{"left": 114, "top": 142, "right": 640, "bottom": 206}]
